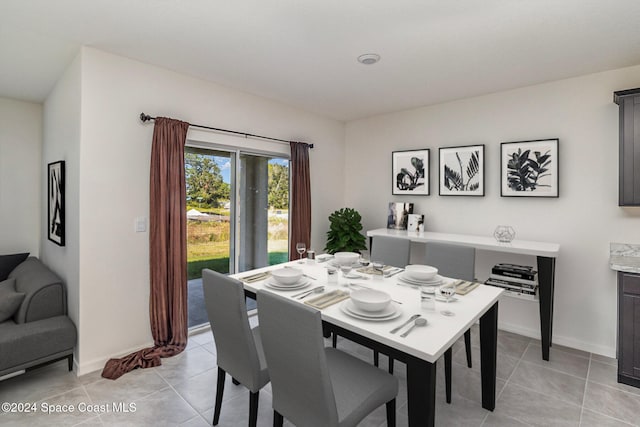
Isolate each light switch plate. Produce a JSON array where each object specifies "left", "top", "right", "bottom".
[{"left": 135, "top": 216, "right": 147, "bottom": 232}]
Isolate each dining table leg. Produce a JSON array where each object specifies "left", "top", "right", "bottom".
[
  {"left": 406, "top": 356, "right": 436, "bottom": 427},
  {"left": 480, "top": 301, "right": 499, "bottom": 411}
]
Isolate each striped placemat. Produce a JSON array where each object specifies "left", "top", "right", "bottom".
[
  {"left": 305, "top": 290, "right": 350, "bottom": 309},
  {"left": 454, "top": 281, "right": 480, "bottom": 295}
]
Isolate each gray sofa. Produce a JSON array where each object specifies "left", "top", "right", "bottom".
[{"left": 0, "top": 257, "right": 77, "bottom": 377}]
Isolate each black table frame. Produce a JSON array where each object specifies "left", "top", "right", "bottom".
[{"left": 246, "top": 288, "right": 499, "bottom": 427}]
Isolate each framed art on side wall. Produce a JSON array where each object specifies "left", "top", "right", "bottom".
[
  {"left": 48, "top": 160, "right": 65, "bottom": 246},
  {"left": 501, "top": 139, "right": 559, "bottom": 197},
  {"left": 439, "top": 144, "right": 485, "bottom": 196},
  {"left": 392, "top": 149, "right": 430, "bottom": 195}
]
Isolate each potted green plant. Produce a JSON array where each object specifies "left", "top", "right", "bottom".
[{"left": 324, "top": 207, "right": 367, "bottom": 254}]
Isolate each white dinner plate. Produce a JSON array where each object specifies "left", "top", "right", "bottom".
[
  {"left": 340, "top": 300, "right": 402, "bottom": 321},
  {"left": 345, "top": 300, "right": 396, "bottom": 318},
  {"left": 398, "top": 273, "right": 445, "bottom": 286},
  {"left": 264, "top": 278, "right": 311, "bottom": 291},
  {"left": 434, "top": 294, "right": 458, "bottom": 302},
  {"left": 328, "top": 260, "right": 362, "bottom": 269}
]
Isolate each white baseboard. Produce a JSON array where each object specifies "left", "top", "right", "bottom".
[
  {"left": 76, "top": 340, "right": 155, "bottom": 377},
  {"left": 498, "top": 322, "right": 616, "bottom": 358}
]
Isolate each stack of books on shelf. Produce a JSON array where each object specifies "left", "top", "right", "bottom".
[{"left": 485, "top": 263, "right": 538, "bottom": 300}]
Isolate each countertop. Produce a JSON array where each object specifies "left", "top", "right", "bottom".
[
  {"left": 610, "top": 243, "right": 640, "bottom": 273},
  {"left": 367, "top": 228, "right": 560, "bottom": 257}
]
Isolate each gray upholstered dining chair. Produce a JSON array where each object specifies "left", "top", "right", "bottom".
[
  {"left": 423, "top": 241, "right": 476, "bottom": 403},
  {"left": 202, "top": 269, "right": 270, "bottom": 427},
  {"left": 370, "top": 235, "right": 412, "bottom": 268},
  {"left": 256, "top": 289, "right": 399, "bottom": 427},
  {"left": 368, "top": 235, "right": 412, "bottom": 369},
  {"left": 382, "top": 240, "right": 476, "bottom": 404}
]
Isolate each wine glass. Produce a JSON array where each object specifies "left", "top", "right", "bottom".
[
  {"left": 296, "top": 242, "right": 307, "bottom": 264},
  {"left": 340, "top": 264, "right": 353, "bottom": 286},
  {"left": 296, "top": 242, "right": 306, "bottom": 263},
  {"left": 440, "top": 287, "right": 456, "bottom": 317}
]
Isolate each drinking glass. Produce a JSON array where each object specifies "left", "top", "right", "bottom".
[
  {"left": 372, "top": 261, "right": 384, "bottom": 280},
  {"left": 359, "top": 250, "right": 370, "bottom": 268},
  {"left": 421, "top": 294, "right": 436, "bottom": 312},
  {"left": 296, "top": 242, "right": 306, "bottom": 263},
  {"left": 440, "top": 287, "right": 456, "bottom": 317},
  {"left": 327, "top": 267, "right": 338, "bottom": 285},
  {"left": 340, "top": 264, "right": 353, "bottom": 286}
]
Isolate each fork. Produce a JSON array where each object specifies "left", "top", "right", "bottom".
[{"left": 293, "top": 286, "right": 324, "bottom": 299}]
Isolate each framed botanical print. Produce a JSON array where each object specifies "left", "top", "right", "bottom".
[
  {"left": 439, "top": 144, "right": 485, "bottom": 196},
  {"left": 501, "top": 139, "right": 559, "bottom": 198},
  {"left": 392, "top": 149, "right": 430, "bottom": 196},
  {"left": 48, "top": 160, "right": 65, "bottom": 246}
]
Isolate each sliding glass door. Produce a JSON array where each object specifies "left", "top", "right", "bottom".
[{"left": 186, "top": 146, "right": 289, "bottom": 328}]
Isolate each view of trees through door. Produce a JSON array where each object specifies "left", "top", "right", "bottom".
[{"left": 185, "top": 146, "right": 289, "bottom": 328}]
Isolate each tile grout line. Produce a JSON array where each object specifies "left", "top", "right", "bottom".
[
  {"left": 164, "top": 378, "right": 211, "bottom": 426},
  {"left": 493, "top": 340, "right": 531, "bottom": 426},
  {"left": 578, "top": 353, "right": 592, "bottom": 425},
  {"left": 516, "top": 357, "right": 589, "bottom": 382}
]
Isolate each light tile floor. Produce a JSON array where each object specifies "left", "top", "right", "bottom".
[{"left": 1, "top": 323, "right": 639, "bottom": 426}]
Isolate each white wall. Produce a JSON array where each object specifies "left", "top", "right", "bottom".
[
  {"left": 42, "top": 53, "right": 82, "bottom": 365},
  {"left": 73, "top": 47, "right": 345, "bottom": 374},
  {"left": 0, "top": 97, "right": 42, "bottom": 256},
  {"left": 345, "top": 65, "right": 640, "bottom": 357}
]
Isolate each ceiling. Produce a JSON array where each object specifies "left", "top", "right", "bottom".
[{"left": 2, "top": 0, "right": 640, "bottom": 121}]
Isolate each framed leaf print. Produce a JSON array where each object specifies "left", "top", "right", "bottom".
[
  {"left": 392, "top": 149, "right": 430, "bottom": 196},
  {"left": 439, "top": 144, "right": 485, "bottom": 196},
  {"left": 501, "top": 138, "right": 559, "bottom": 197}
]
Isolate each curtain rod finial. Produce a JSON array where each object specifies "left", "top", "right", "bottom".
[{"left": 140, "top": 113, "right": 153, "bottom": 123}]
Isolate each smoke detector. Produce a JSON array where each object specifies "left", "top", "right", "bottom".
[{"left": 357, "top": 53, "right": 381, "bottom": 65}]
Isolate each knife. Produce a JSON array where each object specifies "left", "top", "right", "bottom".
[
  {"left": 384, "top": 268, "right": 404, "bottom": 278},
  {"left": 291, "top": 286, "right": 324, "bottom": 298},
  {"left": 390, "top": 314, "right": 421, "bottom": 334}
]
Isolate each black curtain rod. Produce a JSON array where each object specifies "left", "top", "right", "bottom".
[{"left": 139, "top": 113, "right": 313, "bottom": 148}]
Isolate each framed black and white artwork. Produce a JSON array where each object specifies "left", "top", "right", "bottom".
[
  {"left": 439, "top": 144, "right": 485, "bottom": 196},
  {"left": 392, "top": 149, "right": 430, "bottom": 195},
  {"left": 48, "top": 160, "right": 65, "bottom": 246},
  {"left": 500, "top": 139, "right": 559, "bottom": 198}
]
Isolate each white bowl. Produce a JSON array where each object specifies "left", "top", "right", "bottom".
[
  {"left": 334, "top": 252, "right": 359, "bottom": 266},
  {"left": 270, "top": 268, "right": 303, "bottom": 286},
  {"left": 404, "top": 265, "right": 438, "bottom": 281},
  {"left": 350, "top": 289, "right": 392, "bottom": 312}
]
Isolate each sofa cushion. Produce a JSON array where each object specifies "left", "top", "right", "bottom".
[
  {"left": 9, "top": 257, "right": 65, "bottom": 323},
  {"left": 0, "top": 315, "right": 76, "bottom": 373},
  {"left": 0, "top": 278, "right": 25, "bottom": 322},
  {"left": 0, "top": 253, "right": 29, "bottom": 281}
]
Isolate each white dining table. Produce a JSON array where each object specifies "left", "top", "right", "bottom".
[{"left": 233, "top": 260, "right": 504, "bottom": 427}]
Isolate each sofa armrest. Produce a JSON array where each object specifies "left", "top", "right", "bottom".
[{"left": 8, "top": 257, "right": 66, "bottom": 323}]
